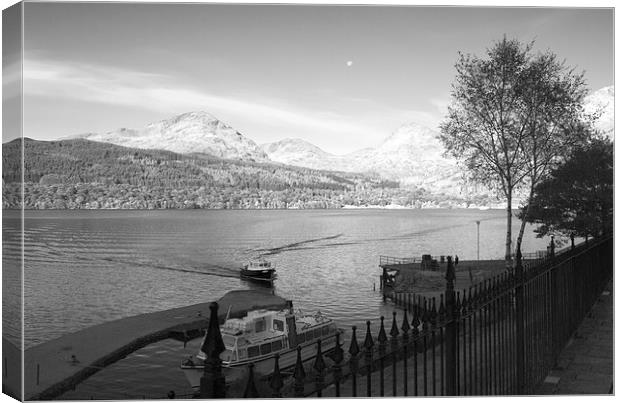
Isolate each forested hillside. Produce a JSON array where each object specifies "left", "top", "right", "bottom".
[{"left": 1, "top": 138, "right": 479, "bottom": 209}]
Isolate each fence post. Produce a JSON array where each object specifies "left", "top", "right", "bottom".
[
  {"left": 332, "top": 332, "right": 344, "bottom": 397},
  {"left": 313, "top": 339, "right": 326, "bottom": 397},
  {"left": 444, "top": 255, "right": 457, "bottom": 396},
  {"left": 378, "top": 316, "right": 388, "bottom": 396},
  {"left": 243, "top": 363, "right": 259, "bottom": 398},
  {"left": 269, "top": 354, "right": 283, "bottom": 397},
  {"left": 401, "top": 310, "right": 410, "bottom": 396},
  {"left": 199, "top": 302, "right": 226, "bottom": 398},
  {"left": 293, "top": 345, "right": 306, "bottom": 397},
  {"left": 363, "top": 320, "right": 375, "bottom": 397},
  {"left": 514, "top": 246, "right": 525, "bottom": 394},
  {"left": 349, "top": 326, "right": 360, "bottom": 397},
  {"left": 390, "top": 311, "right": 399, "bottom": 397},
  {"left": 549, "top": 235, "right": 555, "bottom": 257}
]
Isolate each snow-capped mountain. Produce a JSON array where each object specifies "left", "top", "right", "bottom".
[
  {"left": 76, "top": 111, "right": 269, "bottom": 161},
  {"left": 584, "top": 85, "right": 614, "bottom": 139},
  {"left": 353, "top": 123, "right": 461, "bottom": 190},
  {"left": 261, "top": 138, "right": 332, "bottom": 168},
  {"left": 263, "top": 122, "right": 464, "bottom": 195}
]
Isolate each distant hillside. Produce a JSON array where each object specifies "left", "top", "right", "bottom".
[
  {"left": 263, "top": 123, "right": 466, "bottom": 197},
  {"left": 5, "top": 138, "right": 484, "bottom": 210},
  {"left": 75, "top": 111, "right": 270, "bottom": 161}
]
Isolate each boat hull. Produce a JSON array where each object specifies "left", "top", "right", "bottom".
[
  {"left": 181, "top": 332, "right": 339, "bottom": 389},
  {"left": 239, "top": 268, "right": 275, "bottom": 282}
]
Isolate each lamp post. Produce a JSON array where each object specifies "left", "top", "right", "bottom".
[{"left": 475, "top": 220, "right": 481, "bottom": 260}]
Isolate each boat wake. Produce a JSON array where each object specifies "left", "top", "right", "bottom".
[
  {"left": 254, "top": 234, "right": 346, "bottom": 256},
  {"left": 95, "top": 256, "right": 240, "bottom": 279}
]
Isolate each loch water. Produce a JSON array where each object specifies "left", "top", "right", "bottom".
[{"left": 2, "top": 209, "right": 550, "bottom": 399}]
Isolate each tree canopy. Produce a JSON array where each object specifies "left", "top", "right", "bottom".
[
  {"left": 440, "top": 37, "right": 592, "bottom": 261},
  {"left": 520, "top": 138, "right": 613, "bottom": 240}
]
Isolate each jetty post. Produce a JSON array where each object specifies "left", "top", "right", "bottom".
[{"left": 200, "top": 302, "right": 226, "bottom": 398}]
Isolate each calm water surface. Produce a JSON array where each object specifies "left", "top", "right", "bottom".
[{"left": 2, "top": 209, "right": 549, "bottom": 398}]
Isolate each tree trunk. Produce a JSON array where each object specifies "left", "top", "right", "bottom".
[
  {"left": 505, "top": 192, "right": 513, "bottom": 263},
  {"left": 516, "top": 186, "right": 535, "bottom": 258}
]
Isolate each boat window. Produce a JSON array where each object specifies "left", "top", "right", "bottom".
[
  {"left": 255, "top": 319, "right": 266, "bottom": 333},
  {"left": 222, "top": 334, "right": 236, "bottom": 347},
  {"left": 238, "top": 348, "right": 247, "bottom": 359},
  {"left": 297, "top": 332, "right": 305, "bottom": 343},
  {"left": 221, "top": 348, "right": 236, "bottom": 362},
  {"left": 322, "top": 326, "right": 330, "bottom": 336},
  {"left": 248, "top": 346, "right": 260, "bottom": 358},
  {"left": 273, "top": 319, "right": 284, "bottom": 332},
  {"left": 271, "top": 340, "right": 283, "bottom": 351},
  {"left": 260, "top": 343, "right": 272, "bottom": 355},
  {"left": 314, "top": 328, "right": 322, "bottom": 339}
]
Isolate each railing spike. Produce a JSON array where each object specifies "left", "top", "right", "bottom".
[
  {"left": 378, "top": 316, "right": 388, "bottom": 344},
  {"left": 243, "top": 363, "right": 259, "bottom": 398},
  {"left": 313, "top": 339, "right": 326, "bottom": 373},
  {"left": 363, "top": 320, "right": 375, "bottom": 350},
  {"left": 269, "top": 354, "right": 283, "bottom": 397},
  {"left": 199, "top": 302, "right": 226, "bottom": 398},
  {"left": 390, "top": 311, "right": 399, "bottom": 338},
  {"left": 293, "top": 345, "right": 305, "bottom": 382},
  {"left": 333, "top": 332, "right": 344, "bottom": 397},
  {"left": 349, "top": 325, "right": 360, "bottom": 357},
  {"left": 201, "top": 302, "right": 226, "bottom": 358},
  {"left": 401, "top": 309, "right": 411, "bottom": 333},
  {"left": 333, "top": 331, "right": 344, "bottom": 364}
]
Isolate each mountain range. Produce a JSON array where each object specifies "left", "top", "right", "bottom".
[
  {"left": 78, "top": 111, "right": 270, "bottom": 162},
  {"left": 74, "top": 112, "right": 466, "bottom": 196},
  {"left": 70, "top": 86, "right": 613, "bottom": 197},
  {"left": 261, "top": 123, "right": 462, "bottom": 194}
]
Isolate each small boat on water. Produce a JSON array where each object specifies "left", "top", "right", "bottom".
[
  {"left": 239, "top": 258, "right": 276, "bottom": 283},
  {"left": 180, "top": 305, "right": 342, "bottom": 389}
]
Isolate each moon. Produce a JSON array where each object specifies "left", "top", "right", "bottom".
[{"left": 346, "top": 60, "right": 353, "bottom": 67}]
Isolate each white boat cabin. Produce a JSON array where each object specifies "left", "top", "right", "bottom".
[
  {"left": 198, "top": 308, "right": 338, "bottom": 366},
  {"left": 245, "top": 259, "right": 274, "bottom": 271}
]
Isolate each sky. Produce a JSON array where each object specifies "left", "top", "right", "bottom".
[{"left": 3, "top": 2, "right": 615, "bottom": 154}]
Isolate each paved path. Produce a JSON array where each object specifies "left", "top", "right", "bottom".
[
  {"left": 23, "top": 290, "right": 287, "bottom": 400},
  {"left": 536, "top": 279, "right": 613, "bottom": 395}
]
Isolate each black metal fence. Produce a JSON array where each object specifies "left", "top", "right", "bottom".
[{"left": 198, "top": 236, "right": 612, "bottom": 398}]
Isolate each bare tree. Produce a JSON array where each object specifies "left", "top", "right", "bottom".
[
  {"left": 514, "top": 53, "right": 591, "bottom": 254},
  {"left": 440, "top": 37, "right": 591, "bottom": 263}
]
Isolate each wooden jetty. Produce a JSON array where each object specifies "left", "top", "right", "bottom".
[
  {"left": 20, "top": 290, "right": 288, "bottom": 400},
  {"left": 379, "top": 254, "right": 515, "bottom": 296}
]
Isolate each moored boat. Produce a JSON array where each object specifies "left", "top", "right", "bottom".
[{"left": 180, "top": 304, "right": 341, "bottom": 389}]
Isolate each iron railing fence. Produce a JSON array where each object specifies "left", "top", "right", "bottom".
[{"left": 196, "top": 237, "right": 612, "bottom": 398}]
